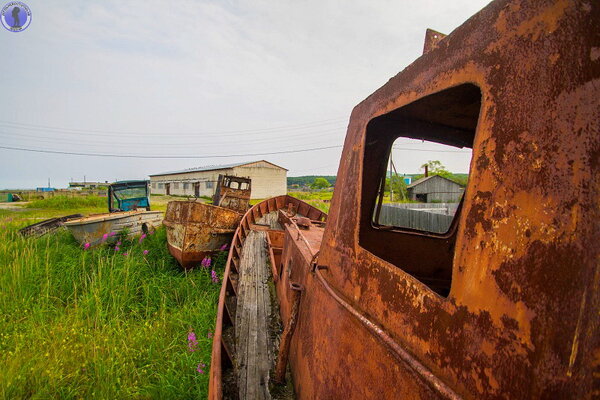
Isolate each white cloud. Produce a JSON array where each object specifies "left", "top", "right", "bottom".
[{"left": 0, "top": 0, "right": 490, "bottom": 188}]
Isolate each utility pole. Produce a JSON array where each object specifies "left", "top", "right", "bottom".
[{"left": 389, "top": 153, "right": 393, "bottom": 202}]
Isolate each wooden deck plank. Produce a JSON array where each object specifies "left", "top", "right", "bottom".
[
  {"left": 235, "top": 212, "right": 276, "bottom": 400},
  {"left": 256, "top": 231, "right": 271, "bottom": 398}
]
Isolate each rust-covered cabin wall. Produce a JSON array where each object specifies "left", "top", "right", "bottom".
[{"left": 295, "top": 1, "right": 599, "bottom": 399}]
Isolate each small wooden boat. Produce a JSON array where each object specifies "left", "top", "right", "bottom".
[
  {"left": 209, "top": 195, "right": 326, "bottom": 399},
  {"left": 64, "top": 210, "right": 163, "bottom": 246},
  {"left": 163, "top": 201, "right": 242, "bottom": 269}
]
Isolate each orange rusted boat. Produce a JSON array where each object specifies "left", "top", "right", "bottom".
[
  {"left": 163, "top": 201, "right": 242, "bottom": 269},
  {"left": 164, "top": 175, "right": 252, "bottom": 269},
  {"left": 210, "top": 1, "right": 599, "bottom": 399}
]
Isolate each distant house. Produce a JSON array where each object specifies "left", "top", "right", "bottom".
[
  {"left": 407, "top": 175, "right": 464, "bottom": 203},
  {"left": 149, "top": 160, "right": 287, "bottom": 199},
  {"left": 68, "top": 181, "right": 108, "bottom": 190}
]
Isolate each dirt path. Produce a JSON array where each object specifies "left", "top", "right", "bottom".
[{"left": 0, "top": 202, "right": 29, "bottom": 211}]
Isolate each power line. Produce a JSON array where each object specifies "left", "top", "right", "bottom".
[
  {"left": 0, "top": 127, "right": 345, "bottom": 147},
  {"left": 0, "top": 144, "right": 343, "bottom": 159},
  {"left": 0, "top": 142, "right": 469, "bottom": 159},
  {"left": 0, "top": 117, "right": 348, "bottom": 138},
  {"left": 393, "top": 146, "right": 470, "bottom": 153}
]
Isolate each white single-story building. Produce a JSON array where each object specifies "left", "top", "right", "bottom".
[{"left": 148, "top": 160, "right": 287, "bottom": 199}]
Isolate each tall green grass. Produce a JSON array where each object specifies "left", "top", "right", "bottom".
[
  {"left": 26, "top": 196, "right": 107, "bottom": 210},
  {"left": 0, "top": 211, "right": 224, "bottom": 399}
]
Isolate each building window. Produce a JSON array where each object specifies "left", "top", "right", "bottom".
[
  {"left": 359, "top": 83, "right": 481, "bottom": 297},
  {"left": 183, "top": 183, "right": 190, "bottom": 190},
  {"left": 173, "top": 182, "right": 179, "bottom": 189},
  {"left": 206, "top": 181, "right": 214, "bottom": 189},
  {"left": 151, "top": 183, "right": 156, "bottom": 189},
  {"left": 158, "top": 183, "right": 164, "bottom": 189}
]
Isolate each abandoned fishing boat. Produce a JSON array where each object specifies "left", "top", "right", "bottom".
[
  {"left": 65, "top": 210, "right": 163, "bottom": 246},
  {"left": 64, "top": 180, "right": 162, "bottom": 246},
  {"left": 209, "top": 1, "right": 600, "bottom": 399},
  {"left": 19, "top": 214, "right": 83, "bottom": 237},
  {"left": 164, "top": 175, "right": 251, "bottom": 269},
  {"left": 164, "top": 202, "right": 242, "bottom": 269}
]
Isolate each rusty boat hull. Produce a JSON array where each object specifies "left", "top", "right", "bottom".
[
  {"left": 163, "top": 200, "right": 243, "bottom": 269},
  {"left": 64, "top": 210, "right": 163, "bottom": 246},
  {"left": 209, "top": 1, "right": 600, "bottom": 399}
]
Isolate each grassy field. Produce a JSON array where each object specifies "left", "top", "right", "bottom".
[
  {"left": 0, "top": 199, "right": 224, "bottom": 399},
  {"left": 25, "top": 196, "right": 107, "bottom": 210},
  {"left": 285, "top": 191, "right": 333, "bottom": 213}
]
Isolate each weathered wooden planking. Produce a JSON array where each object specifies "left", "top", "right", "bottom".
[{"left": 235, "top": 212, "right": 278, "bottom": 400}]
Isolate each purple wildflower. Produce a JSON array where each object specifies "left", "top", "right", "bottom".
[
  {"left": 197, "top": 364, "right": 204, "bottom": 374},
  {"left": 101, "top": 233, "right": 108, "bottom": 242},
  {"left": 220, "top": 243, "right": 229, "bottom": 251},
  {"left": 207, "top": 331, "right": 213, "bottom": 339},
  {"left": 83, "top": 243, "right": 91, "bottom": 250},
  {"left": 114, "top": 246, "right": 120, "bottom": 252},
  {"left": 116, "top": 241, "right": 122, "bottom": 246},
  {"left": 188, "top": 330, "right": 198, "bottom": 352},
  {"left": 139, "top": 234, "right": 147, "bottom": 243},
  {"left": 123, "top": 252, "right": 128, "bottom": 256},
  {"left": 201, "top": 257, "right": 212, "bottom": 268},
  {"left": 143, "top": 250, "right": 149, "bottom": 255},
  {"left": 109, "top": 232, "right": 117, "bottom": 237},
  {"left": 211, "top": 270, "right": 219, "bottom": 284}
]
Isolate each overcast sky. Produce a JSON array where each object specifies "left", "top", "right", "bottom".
[{"left": 0, "top": 0, "right": 490, "bottom": 189}]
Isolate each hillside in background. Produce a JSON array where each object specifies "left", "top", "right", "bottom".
[
  {"left": 287, "top": 174, "right": 468, "bottom": 188},
  {"left": 287, "top": 176, "right": 337, "bottom": 187}
]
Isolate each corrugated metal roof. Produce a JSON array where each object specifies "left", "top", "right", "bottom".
[
  {"left": 406, "top": 175, "right": 461, "bottom": 188},
  {"left": 148, "top": 160, "right": 287, "bottom": 177}
]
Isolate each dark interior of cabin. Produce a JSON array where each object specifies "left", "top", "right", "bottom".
[{"left": 359, "top": 83, "right": 482, "bottom": 297}]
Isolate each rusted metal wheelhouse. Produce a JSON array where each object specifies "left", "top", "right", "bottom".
[
  {"left": 212, "top": 175, "right": 252, "bottom": 214},
  {"left": 210, "top": 0, "right": 600, "bottom": 398}
]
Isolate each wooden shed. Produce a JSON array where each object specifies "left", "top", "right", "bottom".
[{"left": 406, "top": 175, "right": 463, "bottom": 202}]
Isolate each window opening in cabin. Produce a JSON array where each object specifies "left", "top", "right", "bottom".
[
  {"left": 372, "top": 139, "right": 471, "bottom": 234},
  {"left": 359, "top": 83, "right": 481, "bottom": 297}
]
